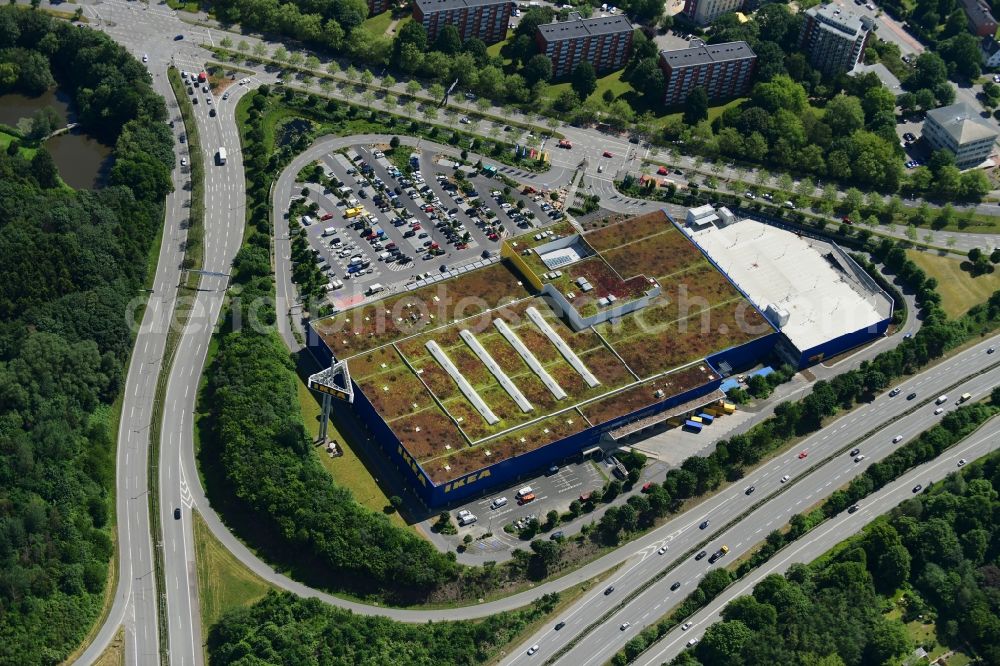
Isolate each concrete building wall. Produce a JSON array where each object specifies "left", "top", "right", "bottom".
[
  {"left": 682, "top": 0, "right": 744, "bottom": 26},
  {"left": 414, "top": 0, "right": 511, "bottom": 44},
  {"left": 659, "top": 51, "right": 756, "bottom": 105}
]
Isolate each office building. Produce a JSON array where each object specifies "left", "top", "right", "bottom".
[
  {"left": 799, "top": 4, "right": 875, "bottom": 76},
  {"left": 681, "top": 0, "right": 744, "bottom": 26},
  {"left": 658, "top": 41, "right": 757, "bottom": 106},
  {"left": 535, "top": 13, "right": 634, "bottom": 78},
  {"left": 923, "top": 102, "right": 998, "bottom": 169},
  {"left": 412, "top": 0, "right": 511, "bottom": 44}
]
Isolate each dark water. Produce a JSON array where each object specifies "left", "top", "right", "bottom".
[{"left": 0, "top": 89, "right": 113, "bottom": 190}]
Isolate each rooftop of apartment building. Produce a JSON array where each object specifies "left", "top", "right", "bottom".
[
  {"left": 659, "top": 40, "right": 756, "bottom": 68},
  {"left": 925, "top": 102, "right": 999, "bottom": 144},
  {"left": 537, "top": 11, "right": 633, "bottom": 40},
  {"left": 804, "top": 3, "right": 874, "bottom": 37},
  {"left": 414, "top": 0, "right": 507, "bottom": 12}
]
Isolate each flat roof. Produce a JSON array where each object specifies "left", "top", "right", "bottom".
[
  {"left": 414, "top": 0, "right": 508, "bottom": 11},
  {"left": 311, "top": 211, "right": 770, "bottom": 485},
  {"left": 806, "top": 3, "right": 869, "bottom": 36},
  {"left": 684, "top": 218, "right": 887, "bottom": 352},
  {"left": 538, "top": 14, "right": 634, "bottom": 41},
  {"left": 660, "top": 41, "right": 755, "bottom": 69}
]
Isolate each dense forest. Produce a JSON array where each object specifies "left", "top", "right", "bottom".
[
  {"left": 208, "top": 589, "right": 559, "bottom": 665},
  {"left": 671, "top": 449, "right": 1000, "bottom": 666},
  {"left": 0, "top": 7, "right": 172, "bottom": 663}
]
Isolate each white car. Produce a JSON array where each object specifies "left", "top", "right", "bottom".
[
  {"left": 854, "top": 455, "right": 866, "bottom": 463},
  {"left": 687, "top": 638, "right": 699, "bottom": 647},
  {"left": 892, "top": 435, "right": 903, "bottom": 443},
  {"left": 681, "top": 622, "right": 693, "bottom": 631},
  {"left": 658, "top": 545, "right": 668, "bottom": 555},
  {"left": 957, "top": 458, "right": 967, "bottom": 467},
  {"left": 142, "top": 53, "right": 148, "bottom": 63},
  {"left": 934, "top": 407, "right": 944, "bottom": 415},
  {"left": 780, "top": 474, "right": 790, "bottom": 483},
  {"left": 180, "top": 157, "right": 187, "bottom": 166},
  {"left": 620, "top": 622, "right": 631, "bottom": 631},
  {"left": 527, "top": 644, "right": 539, "bottom": 655}
]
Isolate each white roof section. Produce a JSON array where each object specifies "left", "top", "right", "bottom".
[{"left": 685, "top": 218, "right": 885, "bottom": 352}]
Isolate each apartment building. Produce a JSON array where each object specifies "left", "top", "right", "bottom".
[
  {"left": 658, "top": 40, "right": 757, "bottom": 106},
  {"left": 535, "top": 13, "right": 634, "bottom": 78},
  {"left": 799, "top": 4, "right": 874, "bottom": 76},
  {"left": 412, "top": 0, "right": 511, "bottom": 44},
  {"left": 681, "top": 0, "right": 744, "bottom": 27},
  {"left": 367, "top": 0, "right": 391, "bottom": 16},
  {"left": 923, "top": 102, "right": 998, "bottom": 169},
  {"left": 960, "top": 0, "right": 999, "bottom": 37}
]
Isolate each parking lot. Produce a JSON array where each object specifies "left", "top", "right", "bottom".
[
  {"left": 289, "top": 143, "right": 563, "bottom": 308},
  {"left": 445, "top": 458, "right": 607, "bottom": 554}
]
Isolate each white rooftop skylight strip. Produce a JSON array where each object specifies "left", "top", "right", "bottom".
[
  {"left": 460, "top": 329, "right": 533, "bottom": 413},
  {"left": 494, "top": 319, "right": 567, "bottom": 400},
  {"left": 526, "top": 306, "right": 600, "bottom": 388},
  {"left": 426, "top": 340, "right": 499, "bottom": 425}
]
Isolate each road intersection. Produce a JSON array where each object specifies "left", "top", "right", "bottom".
[{"left": 42, "top": 3, "right": 1000, "bottom": 664}]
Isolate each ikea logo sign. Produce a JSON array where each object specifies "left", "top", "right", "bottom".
[
  {"left": 396, "top": 445, "right": 427, "bottom": 487},
  {"left": 444, "top": 469, "right": 490, "bottom": 494}
]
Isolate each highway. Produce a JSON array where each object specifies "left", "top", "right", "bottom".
[
  {"left": 635, "top": 418, "right": 1000, "bottom": 666},
  {"left": 497, "top": 334, "right": 1000, "bottom": 665},
  {"left": 43, "top": 1, "right": 999, "bottom": 663}
]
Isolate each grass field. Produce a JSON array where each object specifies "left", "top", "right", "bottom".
[
  {"left": 0, "top": 130, "right": 38, "bottom": 158},
  {"left": 193, "top": 512, "right": 273, "bottom": 635},
  {"left": 92, "top": 627, "right": 125, "bottom": 666},
  {"left": 907, "top": 250, "right": 1000, "bottom": 318},
  {"left": 885, "top": 601, "right": 972, "bottom": 665},
  {"left": 361, "top": 10, "right": 394, "bottom": 38},
  {"left": 296, "top": 375, "right": 409, "bottom": 529},
  {"left": 545, "top": 69, "right": 632, "bottom": 105}
]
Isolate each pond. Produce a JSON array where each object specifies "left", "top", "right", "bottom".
[{"left": 0, "top": 88, "right": 114, "bottom": 190}]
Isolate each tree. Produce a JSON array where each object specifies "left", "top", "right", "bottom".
[
  {"left": 433, "top": 24, "right": 462, "bottom": 54},
  {"left": 825, "top": 94, "right": 865, "bottom": 135},
  {"left": 273, "top": 45, "right": 289, "bottom": 62},
  {"left": 237, "top": 39, "right": 250, "bottom": 53},
  {"left": 696, "top": 620, "right": 754, "bottom": 664},
  {"left": 220, "top": 36, "right": 233, "bottom": 49},
  {"left": 31, "top": 148, "right": 58, "bottom": 188},
  {"left": 253, "top": 42, "right": 268, "bottom": 58},
  {"left": 571, "top": 61, "right": 597, "bottom": 99},
  {"left": 523, "top": 54, "right": 553, "bottom": 86},
  {"left": 389, "top": 136, "right": 400, "bottom": 149},
  {"left": 684, "top": 86, "right": 709, "bottom": 125}
]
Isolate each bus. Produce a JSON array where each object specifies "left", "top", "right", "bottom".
[{"left": 216, "top": 147, "right": 227, "bottom": 165}]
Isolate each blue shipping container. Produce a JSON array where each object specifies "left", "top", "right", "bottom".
[
  {"left": 697, "top": 413, "right": 714, "bottom": 425},
  {"left": 684, "top": 420, "right": 703, "bottom": 433}
]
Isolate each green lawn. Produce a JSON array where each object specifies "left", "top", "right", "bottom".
[
  {"left": 193, "top": 512, "right": 273, "bottom": 636},
  {"left": 0, "top": 131, "right": 37, "bottom": 158},
  {"left": 545, "top": 69, "right": 633, "bottom": 104},
  {"left": 708, "top": 96, "right": 747, "bottom": 122},
  {"left": 907, "top": 250, "right": 1000, "bottom": 318},
  {"left": 362, "top": 10, "right": 395, "bottom": 38},
  {"left": 296, "top": 374, "right": 409, "bottom": 529}
]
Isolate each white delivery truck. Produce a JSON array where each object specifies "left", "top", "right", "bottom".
[
  {"left": 322, "top": 227, "right": 337, "bottom": 237},
  {"left": 216, "top": 147, "right": 227, "bottom": 165},
  {"left": 365, "top": 283, "right": 385, "bottom": 296},
  {"left": 301, "top": 215, "right": 313, "bottom": 226}
]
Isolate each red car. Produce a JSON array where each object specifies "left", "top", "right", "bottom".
[
  {"left": 657, "top": 166, "right": 669, "bottom": 175},
  {"left": 641, "top": 482, "right": 653, "bottom": 493},
  {"left": 841, "top": 217, "right": 853, "bottom": 225},
  {"left": 798, "top": 450, "right": 808, "bottom": 459},
  {"left": 603, "top": 151, "right": 614, "bottom": 158},
  {"left": 320, "top": 213, "right": 334, "bottom": 221},
  {"left": 411, "top": 223, "right": 421, "bottom": 231},
  {"left": 488, "top": 233, "right": 500, "bottom": 241}
]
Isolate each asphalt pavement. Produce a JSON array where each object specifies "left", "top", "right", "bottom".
[
  {"left": 497, "top": 334, "right": 1000, "bottom": 665},
  {"left": 635, "top": 418, "right": 1000, "bottom": 665},
  {"left": 44, "top": 1, "right": 1000, "bottom": 663}
]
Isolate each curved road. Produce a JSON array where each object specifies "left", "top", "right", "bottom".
[{"left": 52, "top": 0, "right": 1000, "bottom": 662}]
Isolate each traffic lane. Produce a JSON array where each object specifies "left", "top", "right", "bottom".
[
  {"left": 637, "top": 422, "right": 1000, "bottom": 666},
  {"left": 505, "top": 344, "right": 1000, "bottom": 661},
  {"left": 551, "top": 363, "right": 1000, "bottom": 666}
]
